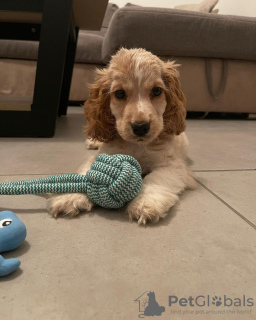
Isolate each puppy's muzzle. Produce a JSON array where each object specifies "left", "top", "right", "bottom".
[{"left": 131, "top": 121, "right": 150, "bottom": 137}]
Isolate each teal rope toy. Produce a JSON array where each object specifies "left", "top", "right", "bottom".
[{"left": 0, "top": 154, "right": 143, "bottom": 209}]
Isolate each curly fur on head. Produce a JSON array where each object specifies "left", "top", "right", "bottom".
[
  {"left": 84, "top": 48, "right": 186, "bottom": 144},
  {"left": 161, "top": 62, "right": 187, "bottom": 136},
  {"left": 83, "top": 69, "right": 117, "bottom": 142}
]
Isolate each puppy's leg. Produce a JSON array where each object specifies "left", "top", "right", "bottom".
[
  {"left": 127, "top": 161, "right": 196, "bottom": 225},
  {"left": 47, "top": 156, "right": 96, "bottom": 218}
]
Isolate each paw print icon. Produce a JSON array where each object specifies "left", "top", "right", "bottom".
[{"left": 212, "top": 296, "right": 222, "bottom": 307}]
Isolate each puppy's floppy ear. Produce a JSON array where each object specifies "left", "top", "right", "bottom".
[
  {"left": 162, "top": 62, "right": 186, "bottom": 135},
  {"left": 83, "top": 68, "right": 117, "bottom": 142}
]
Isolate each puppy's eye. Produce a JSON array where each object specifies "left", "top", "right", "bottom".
[
  {"left": 152, "top": 87, "right": 162, "bottom": 97},
  {"left": 115, "top": 90, "right": 126, "bottom": 99}
]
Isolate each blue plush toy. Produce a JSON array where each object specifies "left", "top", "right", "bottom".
[{"left": 0, "top": 211, "right": 27, "bottom": 276}]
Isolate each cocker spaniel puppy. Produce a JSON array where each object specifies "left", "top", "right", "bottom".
[{"left": 47, "top": 48, "right": 196, "bottom": 224}]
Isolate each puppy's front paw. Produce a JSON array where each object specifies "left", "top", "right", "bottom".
[
  {"left": 47, "top": 193, "right": 93, "bottom": 218},
  {"left": 127, "top": 200, "right": 168, "bottom": 225},
  {"left": 126, "top": 189, "right": 179, "bottom": 225}
]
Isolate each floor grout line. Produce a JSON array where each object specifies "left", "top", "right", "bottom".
[
  {"left": 0, "top": 173, "right": 70, "bottom": 177},
  {"left": 194, "top": 169, "right": 255, "bottom": 172},
  {"left": 196, "top": 179, "right": 256, "bottom": 231}
]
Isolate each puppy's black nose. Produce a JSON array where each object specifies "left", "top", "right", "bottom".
[{"left": 131, "top": 121, "right": 150, "bottom": 136}]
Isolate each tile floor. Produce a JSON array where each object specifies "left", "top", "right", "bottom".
[{"left": 0, "top": 108, "right": 256, "bottom": 320}]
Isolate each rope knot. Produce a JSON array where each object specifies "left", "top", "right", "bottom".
[{"left": 85, "top": 154, "right": 142, "bottom": 208}]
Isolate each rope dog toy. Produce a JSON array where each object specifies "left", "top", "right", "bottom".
[{"left": 0, "top": 154, "right": 143, "bottom": 209}]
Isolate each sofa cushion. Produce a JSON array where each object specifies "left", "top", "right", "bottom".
[
  {"left": 0, "top": 40, "right": 38, "bottom": 60},
  {"left": 83, "top": 3, "right": 119, "bottom": 38},
  {"left": 102, "top": 6, "right": 256, "bottom": 63},
  {"left": 73, "top": 2, "right": 118, "bottom": 64},
  {"left": 102, "top": 3, "right": 119, "bottom": 29},
  {"left": 175, "top": 0, "right": 219, "bottom": 13},
  {"left": 0, "top": 34, "right": 104, "bottom": 64},
  {"left": 76, "top": 33, "right": 103, "bottom": 64},
  {"left": 0, "top": 3, "right": 118, "bottom": 64}
]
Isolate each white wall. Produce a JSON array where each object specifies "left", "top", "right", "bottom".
[{"left": 112, "top": 0, "right": 256, "bottom": 17}]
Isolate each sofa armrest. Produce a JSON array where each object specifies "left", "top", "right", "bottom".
[{"left": 102, "top": 6, "right": 256, "bottom": 63}]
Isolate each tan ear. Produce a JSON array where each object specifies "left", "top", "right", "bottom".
[
  {"left": 83, "top": 69, "right": 117, "bottom": 142},
  {"left": 162, "top": 62, "right": 186, "bottom": 135}
]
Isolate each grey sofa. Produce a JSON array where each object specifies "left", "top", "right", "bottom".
[{"left": 1, "top": 3, "right": 256, "bottom": 114}]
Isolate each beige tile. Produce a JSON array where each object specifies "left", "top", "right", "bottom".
[
  {"left": 186, "top": 120, "right": 256, "bottom": 171},
  {"left": 197, "top": 170, "right": 256, "bottom": 226},
  {"left": 1, "top": 176, "right": 256, "bottom": 320},
  {"left": 0, "top": 108, "right": 97, "bottom": 175}
]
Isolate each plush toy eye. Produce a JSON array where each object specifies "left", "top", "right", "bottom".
[
  {"left": 0, "top": 219, "right": 12, "bottom": 228},
  {"left": 152, "top": 87, "right": 162, "bottom": 97},
  {"left": 115, "top": 90, "right": 126, "bottom": 99}
]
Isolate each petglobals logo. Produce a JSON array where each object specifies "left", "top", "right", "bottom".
[
  {"left": 168, "top": 295, "right": 254, "bottom": 308},
  {"left": 135, "top": 291, "right": 254, "bottom": 318},
  {"left": 135, "top": 291, "right": 165, "bottom": 318}
]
